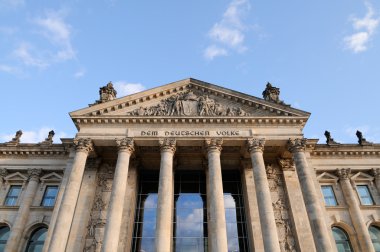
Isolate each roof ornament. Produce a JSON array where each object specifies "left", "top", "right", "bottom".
[
  {"left": 324, "top": 130, "right": 339, "bottom": 145},
  {"left": 356, "top": 130, "right": 372, "bottom": 146},
  {"left": 6, "top": 130, "right": 22, "bottom": 146},
  {"left": 96, "top": 82, "right": 117, "bottom": 104},
  {"left": 40, "top": 130, "right": 55, "bottom": 145},
  {"left": 262, "top": 82, "right": 284, "bottom": 104}
]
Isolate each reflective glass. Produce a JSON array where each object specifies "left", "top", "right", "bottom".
[
  {"left": 0, "top": 226, "right": 10, "bottom": 252},
  {"left": 25, "top": 227, "right": 47, "bottom": 252},
  {"left": 332, "top": 227, "right": 352, "bottom": 252},
  {"left": 4, "top": 185, "right": 21, "bottom": 206},
  {"left": 357, "top": 185, "right": 374, "bottom": 205},
  {"left": 321, "top": 185, "right": 338, "bottom": 206},
  {"left": 223, "top": 171, "right": 250, "bottom": 252},
  {"left": 41, "top": 186, "right": 58, "bottom": 207},
  {"left": 369, "top": 226, "right": 380, "bottom": 252}
]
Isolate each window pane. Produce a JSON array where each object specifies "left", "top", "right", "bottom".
[
  {"left": 321, "top": 185, "right": 338, "bottom": 206},
  {"left": 369, "top": 226, "right": 380, "bottom": 252},
  {"left": 41, "top": 186, "right": 58, "bottom": 207},
  {"left": 26, "top": 227, "right": 47, "bottom": 252},
  {"left": 4, "top": 185, "right": 21, "bottom": 206},
  {"left": 357, "top": 185, "right": 374, "bottom": 205},
  {"left": 332, "top": 227, "right": 352, "bottom": 252},
  {"left": 0, "top": 226, "right": 10, "bottom": 248}
]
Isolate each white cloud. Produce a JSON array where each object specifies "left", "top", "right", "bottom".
[
  {"left": 13, "top": 42, "right": 49, "bottom": 68},
  {"left": 344, "top": 125, "right": 380, "bottom": 142},
  {"left": 0, "top": 127, "right": 67, "bottom": 143},
  {"left": 0, "top": 64, "right": 20, "bottom": 74},
  {"left": 204, "top": 0, "right": 251, "bottom": 60},
  {"left": 204, "top": 45, "right": 228, "bottom": 60},
  {"left": 0, "top": 0, "right": 24, "bottom": 8},
  {"left": 344, "top": 2, "right": 380, "bottom": 53},
  {"left": 114, "top": 81, "right": 146, "bottom": 96},
  {"left": 74, "top": 68, "right": 86, "bottom": 78}
]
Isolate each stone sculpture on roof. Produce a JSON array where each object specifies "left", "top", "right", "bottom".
[{"left": 262, "top": 82, "right": 284, "bottom": 104}]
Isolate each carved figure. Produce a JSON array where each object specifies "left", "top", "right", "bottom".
[
  {"left": 324, "top": 130, "right": 339, "bottom": 145},
  {"left": 96, "top": 82, "right": 117, "bottom": 104},
  {"left": 356, "top": 130, "right": 372, "bottom": 145},
  {"left": 262, "top": 82, "right": 284, "bottom": 104}
]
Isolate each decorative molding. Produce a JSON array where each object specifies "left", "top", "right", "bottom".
[
  {"left": 350, "top": 172, "right": 374, "bottom": 182},
  {"left": 205, "top": 138, "right": 223, "bottom": 152},
  {"left": 0, "top": 168, "right": 8, "bottom": 178},
  {"left": 317, "top": 172, "right": 339, "bottom": 183},
  {"left": 372, "top": 168, "right": 380, "bottom": 180},
  {"left": 247, "top": 138, "right": 265, "bottom": 153},
  {"left": 287, "top": 138, "right": 307, "bottom": 153},
  {"left": 158, "top": 138, "right": 176, "bottom": 153},
  {"left": 277, "top": 158, "right": 295, "bottom": 171},
  {"left": 73, "top": 138, "right": 94, "bottom": 153},
  {"left": 115, "top": 138, "right": 134, "bottom": 153},
  {"left": 336, "top": 168, "right": 351, "bottom": 180},
  {"left": 311, "top": 150, "right": 380, "bottom": 157},
  {"left": 28, "top": 168, "right": 42, "bottom": 181}
]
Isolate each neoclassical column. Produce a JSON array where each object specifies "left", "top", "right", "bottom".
[
  {"left": 47, "top": 138, "right": 93, "bottom": 252},
  {"left": 155, "top": 138, "right": 176, "bottom": 252},
  {"left": 5, "top": 168, "right": 42, "bottom": 252},
  {"left": 102, "top": 138, "right": 134, "bottom": 252},
  {"left": 337, "top": 168, "right": 375, "bottom": 252},
  {"left": 205, "top": 138, "right": 228, "bottom": 252},
  {"left": 372, "top": 168, "right": 380, "bottom": 192},
  {"left": 287, "top": 138, "right": 334, "bottom": 252},
  {"left": 247, "top": 138, "right": 281, "bottom": 252}
]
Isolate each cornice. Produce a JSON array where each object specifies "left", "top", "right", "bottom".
[
  {"left": 311, "top": 144, "right": 380, "bottom": 157},
  {"left": 0, "top": 144, "right": 70, "bottom": 157}
]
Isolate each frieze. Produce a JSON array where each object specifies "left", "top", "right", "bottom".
[
  {"left": 126, "top": 90, "right": 250, "bottom": 117},
  {"left": 131, "top": 129, "right": 250, "bottom": 138}
]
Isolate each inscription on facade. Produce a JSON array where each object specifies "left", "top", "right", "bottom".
[{"left": 137, "top": 129, "right": 248, "bottom": 137}]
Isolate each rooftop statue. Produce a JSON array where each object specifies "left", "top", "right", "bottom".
[
  {"left": 95, "top": 82, "right": 117, "bottom": 104},
  {"left": 324, "top": 130, "right": 339, "bottom": 145},
  {"left": 356, "top": 130, "right": 372, "bottom": 146},
  {"left": 40, "top": 130, "right": 55, "bottom": 145},
  {"left": 262, "top": 82, "right": 284, "bottom": 104},
  {"left": 6, "top": 130, "right": 22, "bottom": 146}
]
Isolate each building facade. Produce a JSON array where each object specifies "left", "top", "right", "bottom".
[{"left": 1, "top": 78, "right": 380, "bottom": 252}]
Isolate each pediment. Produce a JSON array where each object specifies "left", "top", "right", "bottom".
[
  {"left": 351, "top": 172, "right": 374, "bottom": 182},
  {"left": 40, "top": 172, "right": 62, "bottom": 182},
  {"left": 5, "top": 172, "right": 27, "bottom": 182},
  {"left": 317, "top": 172, "right": 339, "bottom": 182},
  {"left": 70, "top": 78, "right": 310, "bottom": 120}
]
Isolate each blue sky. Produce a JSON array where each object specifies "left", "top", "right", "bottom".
[{"left": 1, "top": 0, "right": 379, "bottom": 144}]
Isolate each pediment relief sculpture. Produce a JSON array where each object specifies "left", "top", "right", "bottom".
[{"left": 126, "top": 90, "right": 251, "bottom": 117}]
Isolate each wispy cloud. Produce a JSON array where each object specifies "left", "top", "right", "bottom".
[
  {"left": 0, "top": 64, "right": 20, "bottom": 74},
  {"left": 13, "top": 42, "right": 49, "bottom": 68},
  {"left": 0, "top": 0, "right": 25, "bottom": 9},
  {"left": 344, "top": 125, "right": 380, "bottom": 142},
  {"left": 74, "top": 68, "right": 86, "bottom": 78},
  {"left": 344, "top": 2, "right": 380, "bottom": 53},
  {"left": 0, "top": 127, "right": 67, "bottom": 143},
  {"left": 114, "top": 81, "right": 146, "bottom": 96},
  {"left": 204, "top": 0, "right": 251, "bottom": 60}
]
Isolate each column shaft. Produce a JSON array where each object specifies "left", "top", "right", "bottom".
[
  {"left": 155, "top": 138, "right": 176, "bottom": 252},
  {"left": 337, "top": 169, "right": 375, "bottom": 252},
  {"left": 5, "top": 169, "right": 42, "bottom": 252},
  {"left": 206, "top": 138, "right": 228, "bottom": 252},
  {"left": 247, "top": 138, "right": 281, "bottom": 252},
  {"left": 102, "top": 138, "right": 134, "bottom": 252},
  {"left": 47, "top": 138, "right": 93, "bottom": 252},
  {"left": 288, "top": 138, "right": 334, "bottom": 252}
]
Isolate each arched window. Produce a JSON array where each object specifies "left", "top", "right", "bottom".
[
  {"left": 25, "top": 227, "right": 47, "bottom": 252},
  {"left": 369, "top": 226, "right": 380, "bottom": 252},
  {"left": 0, "top": 226, "right": 10, "bottom": 251},
  {"left": 332, "top": 226, "right": 353, "bottom": 252}
]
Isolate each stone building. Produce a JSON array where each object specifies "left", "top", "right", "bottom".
[{"left": 1, "top": 78, "right": 380, "bottom": 252}]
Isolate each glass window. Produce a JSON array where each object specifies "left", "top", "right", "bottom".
[
  {"left": 369, "top": 226, "right": 380, "bottom": 252},
  {"left": 0, "top": 226, "right": 10, "bottom": 252},
  {"left": 25, "top": 227, "right": 47, "bottom": 252},
  {"left": 4, "top": 185, "right": 22, "bottom": 206},
  {"left": 332, "top": 227, "right": 353, "bottom": 252},
  {"left": 357, "top": 185, "right": 374, "bottom": 205},
  {"left": 223, "top": 171, "right": 250, "bottom": 252},
  {"left": 41, "top": 186, "right": 58, "bottom": 207},
  {"left": 321, "top": 185, "right": 338, "bottom": 206}
]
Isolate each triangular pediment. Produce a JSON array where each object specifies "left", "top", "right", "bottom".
[
  {"left": 351, "top": 172, "right": 374, "bottom": 181},
  {"left": 70, "top": 78, "right": 310, "bottom": 120},
  {"left": 40, "top": 172, "right": 62, "bottom": 182},
  {"left": 5, "top": 172, "right": 27, "bottom": 182},
  {"left": 317, "top": 172, "right": 339, "bottom": 182}
]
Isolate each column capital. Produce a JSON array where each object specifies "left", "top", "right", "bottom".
[
  {"left": 115, "top": 138, "right": 135, "bottom": 153},
  {"left": 0, "top": 168, "right": 8, "bottom": 178},
  {"left": 159, "top": 138, "right": 176, "bottom": 153},
  {"left": 287, "top": 138, "right": 307, "bottom": 153},
  {"left": 336, "top": 168, "right": 351, "bottom": 180},
  {"left": 247, "top": 138, "right": 265, "bottom": 153},
  {"left": 73, "top": 138, "right": 94, "bottom": 153},
  {"left": 28, "top": 168, "right": 42, "bottom": 181},
  {"left": 205, "top": 138, "right": 223, "bottom": 152},
  {"left": 371, "top": 168, "right": 380, "bottom": 180},
  {"left": 277, "top": 158, "right": 295, "bottom": 171}
]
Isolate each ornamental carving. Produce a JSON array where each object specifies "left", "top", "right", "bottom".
[
  {"left": 28, "top": 168, "right": 42, "bottom": 181},
  {"left": 158, "top": 138, "right": 176, "bottom": 152},
  {"left": 205, "top": 138, "right": 223, "bottom": 152},
  {"left": 287, "top": 138, "right": 307, "bottom": 153},
  {"left": 278, "top": 159, "right": 295, "bottom": 171},
  {"left": 40, "top": 130, "right": 55, "bottom": 145},
  {"left": 6, "top": 130, "right": 22, "bottom": 146},
  {"left": 126, "top": 90, "right": 250, "bottom": 117},
  {"left": 98, "top": 82, "right": 117, "bottom": 104},
  {"left": 324, "top": 130, "right": 339, "bottom": 145},
  {"left": 336, "top": 168, "right": 351, "bottom": 180},
  {"left": 262, "top": 82, "right": 284, "bottom": 104},
  {"left": 0, "top": 168, "right": 8, "bottom": 178},
  {"left": 73, "top": 138, "right": 94, "bottom": 153},
  {"left": 372, "top": 168, "right": 380, "bottom": 180},
  {"left": 116, "top": 138, "right": 134, "bottom": 153},
  {"left": 356, "top": 130, "right": 372, "bottom": 146},
  {"left": 247, "top": 138, "right": 265, "bottom": 153}
]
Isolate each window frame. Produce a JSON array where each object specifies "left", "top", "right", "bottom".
[
  {"left": 332, "top": 226, "right": 353, "bottom": 252},
  {"left": 321, "top": 185, "right": 338, "bottom": 207},
  {"left": 3, "top": 184, "right": 22, "bottom": 206},
  {"left": 369, "top": 225, "right": 380, "bottom": 252},
  {"left": 40, "top": 185, "right": 59, "bottom": 207},
  {"left": 356, "top": 184, "right": 375, "bottom": 206}
]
